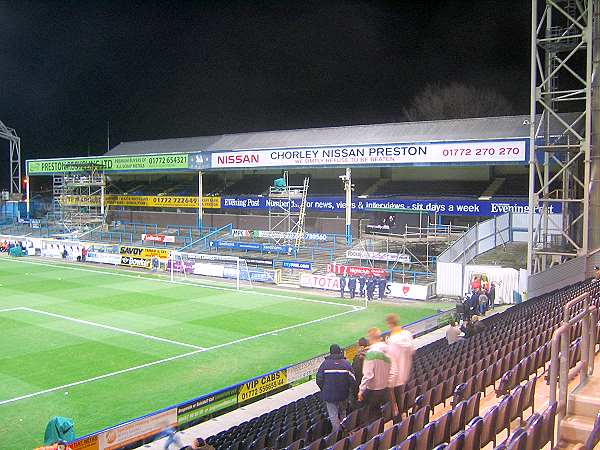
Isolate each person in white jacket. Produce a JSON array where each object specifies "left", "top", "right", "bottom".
[
  {"left": 358, "top": 327, "right": 391, "bottom": 420},
  {"left": 385, "top": 314, "right": 415, "bottom": 416}
]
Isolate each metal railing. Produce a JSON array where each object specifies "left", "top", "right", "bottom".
[{"left": 548, "top": 291, "right": 598, "bottom": 436}]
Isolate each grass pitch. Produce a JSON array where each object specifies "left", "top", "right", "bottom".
[{"left": 0, "top": 256, "right": 448, "bottom": 449}]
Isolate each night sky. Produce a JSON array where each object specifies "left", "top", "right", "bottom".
[{"left": 1, "top": 0, "right": 531, "bottom": 188}]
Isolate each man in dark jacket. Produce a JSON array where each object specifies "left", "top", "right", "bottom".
[
  {"left": 316, "top": 344, "right": 356, "bottom": 432},
  {"left": 366, "top": 276, "right": 375, "bottom": 301},
  {"left": 358, "top": 274, "right": 366, "bottom": 297},
  {"left": 339, "top": 275, "right": 347, "bottom": 298},
  {"left": 351, "top": 337, "right": 369, "bottom": 402},
  {"left": 347, "top": 275, "right": 357, "bottom": 299}
]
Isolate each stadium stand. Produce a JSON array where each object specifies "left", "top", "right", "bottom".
[{"left": 199, "top": 278, "right": 599, "bottom": 450}]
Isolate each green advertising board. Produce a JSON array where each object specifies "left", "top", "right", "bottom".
[
  {"left": 176, "top": 388, "right": 238, "bottom": 426},
  {"left": 27, "top": 153, "right": 189, "bottom": 174}
]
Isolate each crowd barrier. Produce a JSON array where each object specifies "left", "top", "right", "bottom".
[{"left": 67, "top": 308, "right": 453, "bottom": 450}]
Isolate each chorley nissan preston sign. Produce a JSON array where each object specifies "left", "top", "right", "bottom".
[{"left": 208, "top": 139, "right": 527, "bottom": 169}]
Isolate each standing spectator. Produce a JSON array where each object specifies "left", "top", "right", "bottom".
[
  {"left": 488, "top": 282, "right": 496, "bottom": 309},
  {"left": 316, "top": 344, "right": 355, "bottom": 433},
  {"left": 348, "top": 275, "right": 357, "bottom": 299},
  {"left": 81, "top": 247, "right": 87, "bottom": 263},
  {"left": 446, "top": 320, "right": 461, "bottom": 344},
  {"left": 478, "top": 289, "right": 488, "bottom": 315},
  {"left": 358, "top": 274, "right": 367, "bottom": 297},
  {"left": 385, "top": 314, "right": 414, "bottom": 416},
  {"left": 351, "top": 337, "right": 369, "bottom": 399},
  {"left": 594, "top": 266, "right": 600, "bottom": 281},
  {"left": 461, "top": 318, "right": 475, "bottom": 338},
  {"left": 472, "top": 315, "right": 485, "bottom": 334},
  {"left": 339, "top": 275, "right": 347, "bottom": 298},
  {"left": 471, "top": 276, "right": 481, "bottom": 291},
  {"left": 469, "top": 290, "right": 480, "bottom": 316},
  {"left": 378, "top": 277, "right": 387, "bottom": 300},
  {"left": 366, "top": 276, "right": 375, "bottom": 301},
  {"left": 358, "top": 328, "right": 390, "bottom": 420}
]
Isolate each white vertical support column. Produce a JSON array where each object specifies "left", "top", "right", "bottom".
[
  {"left": 198, "top": 170, "right": 203, "bottom": 230},
  {"left": 100, "top": 174, "right": 106, "bottom": 216},
  {"left": 236, "top": 257, "right": 240, "bottom": 291},
  {"left": 527, "top": 0, "right": 538, "bottom": 275},
  {"left": 345, "top": 168, "right": 352, "bottom": 245},
  {"left": 25, "top": 175, "right": 30, "bottom": 218}
]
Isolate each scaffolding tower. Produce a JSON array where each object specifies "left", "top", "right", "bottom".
[
  {"left": 0, "top": 120, "right": 21, "bottom": 195},
  {"left": 53, "top": 162, "right": 106, "bottom": 232},
  {"left": 528, "top": 0, "right": 600, "bottom": 273},
  {"left": 268, "top": 171, "right": 310, "bottom": 251}
]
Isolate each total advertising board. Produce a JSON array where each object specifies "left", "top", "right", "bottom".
[
  {"left": 202, "top": 139, "right": 527, "bottom": 169},
  {"left": 299, "top": 273, "right": 429, "bottom": 300}
]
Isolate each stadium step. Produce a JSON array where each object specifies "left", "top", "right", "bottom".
[{"left": 559, "top": 370, "right": 600, "bottom": 444}]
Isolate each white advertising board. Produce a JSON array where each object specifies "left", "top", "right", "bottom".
[
  {"left": 346, "top": 249, "right": 410, "bottom": 264},
  {"left": 387, "top": 282, "right": 429, "bottom": 300},
  {"left": 211, "top": 139, "right": 527, "bottom": 169},
  {"left": 87, "top": 252, "right": 121, "bottom": 265},
  {"left": 299, "top": 273, "right": 340, "bottom": 291}
]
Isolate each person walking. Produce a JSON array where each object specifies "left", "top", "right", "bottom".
[
  {"left": 378, "top": 277, "right": 387, "bottom": 300},
  {"left": 385, "top": 314, "right": 414, "bottom": 416},
  {"left": 366, "top": 276, "right": 375, "bottom": 301},
  {"left": 358, "top": 274, "right": 367, "bottom": 297},
  {"left": 478, "top": 289, "right": 488, "bottom": 316},
  {"left": 316, "top": 344, "right": 355, "bottom": 433},
  {"left": 339, "top": 275, "right": 347, "bottom": 298},
  {"left": 348, "top": 275, "right": 357, "bottom": 299},
  {"left": 358, "top": 328, "right": 390, "bottom": 420},
  {"left": 488, "top": 282, "right": 496, "bottom": 309}
]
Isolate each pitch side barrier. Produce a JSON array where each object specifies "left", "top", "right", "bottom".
[{"left": 66, "top": 309, "right": 452, "bottom": 450}]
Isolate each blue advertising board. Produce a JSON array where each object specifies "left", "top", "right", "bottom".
[
  {"left": 219, "top": 196, "right": 560, "bottom": 216},
  {"left": 210, "top": 240, "right": 294, "bottom": 255},
  {"left": 281, "top": 261, "right": 312, "bottom": 271}
]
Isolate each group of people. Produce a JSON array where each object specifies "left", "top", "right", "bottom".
[
  {"left": 316, "top": 314, "right": 414, "bottom": 433},
  {"left": 339, "top": 274, "right": 387, "bottom": 301},
  {"left": 445, "top": 315, "right": 485, "bottom": 344},
  {"left": 464, "top": 278, "right": 496, "bottom": 318},
  {"left": 0, "top": 239, "right": 25, "bottom": 253}
]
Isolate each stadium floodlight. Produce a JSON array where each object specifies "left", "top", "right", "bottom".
[{"left": 169, "top": 251, "right": 253, "bottom": 291}]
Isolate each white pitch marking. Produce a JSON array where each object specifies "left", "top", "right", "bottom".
[
  {"left": 2, "top": 257, "right": 354, "bottom": 309},
  {"left": 0, "top": 307, "right": 25, "bottom": 313},
  {"left": 20, "top": 307, "right": 205, "bottom": 351},
  {"left": 0, "top": 307, "right": 364, "bottom": 406}
]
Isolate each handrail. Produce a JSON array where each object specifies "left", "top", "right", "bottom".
[
  {"left": 178, "top": 223, "right": 232, "bottom": 251},
  {"left": 548, "top": 291, "right": 598, "bottom": 437}
]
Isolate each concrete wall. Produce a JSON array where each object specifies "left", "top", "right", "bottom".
[{"left": 108, "top": 210, "right": 363, "bottom": 235}]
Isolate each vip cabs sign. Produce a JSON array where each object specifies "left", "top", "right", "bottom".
[{"left": 237, "top": 369, "right": 288, "bottom": 403}]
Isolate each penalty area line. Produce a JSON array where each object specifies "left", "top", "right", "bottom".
[
  {"left": 2, "top": 257, "right": 355, "bottom": 309},
  {"left": 0, "top": 306, "right": 365, "bottom": 406}
]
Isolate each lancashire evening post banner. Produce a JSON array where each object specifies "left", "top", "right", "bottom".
[{"left": 210, "top": 139, "right": 527, "bottom": 168}]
